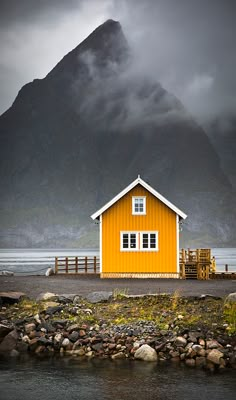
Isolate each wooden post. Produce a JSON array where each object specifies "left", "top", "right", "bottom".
[
  {"left": 94, "top": 256, "right": 97, "bottom": 273},
  {"left": 225, "top": 264, "right": 228, "bottom": 272},
  {"left": 66, "top": 257, "right": 68, "bottom": 274},
  {"left": 85, "top": 256, "right": 88, "bottom": 273},
  {"left": 75, "top": 257, "right": 78, "bottom": 274},
  {"left": 55, "top": 257, "right": 58, "bottom": 274}
]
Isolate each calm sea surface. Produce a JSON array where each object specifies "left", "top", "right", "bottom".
[
  {"left": 0, "top": 248, "right": 235, "bottom": 275},
  {"left": 0, "top": 357, "right": 235, "bottom": 400}
]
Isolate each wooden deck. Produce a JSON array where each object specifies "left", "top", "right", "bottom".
[{"left": 180, "top": 249, "right": 213, "bottom": 280}]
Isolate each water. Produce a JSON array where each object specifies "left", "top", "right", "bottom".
[
  {"left": 0, "top": 249, "right": 99, "bottom": 275},
  {"left": 0, "top": 357, "right": 235, "bottom": 400},
  {"left": 0, "top": 248, "right": 235, "bottom": 276}
]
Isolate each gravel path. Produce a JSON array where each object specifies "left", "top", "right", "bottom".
[{"left": 0, "top": 275, "right": 235, "bottom": 299}]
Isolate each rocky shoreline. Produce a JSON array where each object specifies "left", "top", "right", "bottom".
[{"left": 0, "top": 291, "right": 235, "bottom": 372}]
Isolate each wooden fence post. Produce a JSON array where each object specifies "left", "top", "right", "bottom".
[
  {"left": 85, "top": 256, "right": 88, "bottom": 273},
  {"left": 94, "top": 256, "right": 97, "bottom": 273},
  {"left": 55, "top": 257, "right": 58, "bottom": 274},
  {"left": 75, "top": 257, "right": 78, "bottom": 273},
  {"left": 66, "top": 257, "right": 68, "bottom": 274}
]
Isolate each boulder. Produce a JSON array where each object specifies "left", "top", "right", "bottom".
[
  {"left": 207, "top": 349, "right": 224, "bottom": 365},
  {"left": 134, "top": 344, "right": 158, "bottom": 362},
  {"left": 36, "top": 292, "right": 57, "bottom": 301},
  {"left": 0, "top": 322, "right": 14, "bottom": 339},
  {"left": 0, "top": 291, "right": 26, "bottom": 305},
  {"left": 85, "top": 291, "right": 113, "bottom": 304},
  {"left": 0, "top": 271, "right": 14, "bottom": 276},
  {"left": 225, "top": 293, "right": 236, "bottom": 304},
  {"left": 0, "top": 329, "right": 18, "bottom": 352},
  {"left": 45, "top": 268, "right": 54, "bottom": 276}
]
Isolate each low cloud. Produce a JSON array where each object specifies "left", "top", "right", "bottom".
[{"left": 0, "top": 0, "right": 236, "bottom": 123}]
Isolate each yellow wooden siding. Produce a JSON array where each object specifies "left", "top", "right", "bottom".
[{"left": 102, "top": 185, "right": 177, "bottom": 274}]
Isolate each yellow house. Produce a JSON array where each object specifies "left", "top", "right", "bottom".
[{"left": 91, "top": 176, "right": 187, "bottom": 278}]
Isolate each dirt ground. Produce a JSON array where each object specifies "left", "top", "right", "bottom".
[{"left": 0, "top": 275, "right": 235, "bottom": 299}]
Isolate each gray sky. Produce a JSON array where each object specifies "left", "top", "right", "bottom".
[{"left": 0, "top": 0, "right": 235, "bottom": 122}]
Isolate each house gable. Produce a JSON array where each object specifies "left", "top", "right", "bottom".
[{"left": 91, "top": 176, "right": 187, "bottom": 221}]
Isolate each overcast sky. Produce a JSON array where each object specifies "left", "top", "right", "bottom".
[{"left": 0, "top": 0, "right": 235, "bottom": 123}]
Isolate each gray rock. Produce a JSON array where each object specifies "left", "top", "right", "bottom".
[
  {"left": 192, "top": 344, "right": 203, "bottom": 353},
  {"left": 91, "top": 342, "right": 103, "bottom": 352},
  {"left": 51, "top": 319, "right": 68, "bottom": 327},
  {"left": 0, "top": 329, "right": 18, "bottom": 352},
  {"left": 24, "top": 323, "right": 36, "bottom": 334},
  {"left": 62, "top": 338, "right": 70, "bottom": 347},
  {"left": 0, "top": 271, "right": 14, "bottom": 276},
  {"left": 134, "top": 344, "right": 158, "bottom": 362},
  {"left": 67, "top": 324, "right": 81, "bottom": 333},
  {"left": 0, "top": 322, "right": 14, "bottom": 339},
  {"left": 73, "top": 348, "right": 85, "bottom": 356},
  {"left": 225, "top": 293, "right": 236, "bottom": 303},
  {"left": 69, "top": 331, "right": 79, "bottom": 343},
  {"left": 188, "top": 332, "right": 199, "bottom": 343},
  {"left": 37, "top": 337, "right": 52, "bottom": 346},
  {"left": 111, "top": 352, "right": 125, "bottom": 360},
  {"left": 0, "top": 291, "right": 26, "bottom": 305},
  {"left": 57, "top": 294, "right": 77, "bottom": 304},
  {"left": 175, "top": 336, "right": 187, "bottom": 347},
  {"left": 36, "top": 292, "right": 57, "bottom": 301},
  {"left": 206, "top": 340, "right": 222, "bottom": 349},
  {"left": 199, "top": 294, "right": 221, "bottom": 300},
  {"left": 45, "top": 305, "right": 64, "bottom": 315},
  {"left": 207, "top": 349, "right": 224, "bottom": 365},
  {"left": 45, "top": 268, "right": 54, "bottom": 276},
  {"left": 85, "top": 291, "right": 113, "bottom": 304},
  {"left": 73, "top": 295, "right": 82, "bottom": 305}
]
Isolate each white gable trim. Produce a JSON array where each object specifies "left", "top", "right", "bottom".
[{"left": 91, "top": 176, "right": 187, "bottom": 220}]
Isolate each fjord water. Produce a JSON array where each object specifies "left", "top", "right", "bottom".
[
  {"left": 0, "top": 357, "right": 235, "bottom": 400},
  {"left": 0, "top": 248, "right": 235, "bottom": 275}
]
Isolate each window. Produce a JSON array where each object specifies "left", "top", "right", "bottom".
[
  {"left": 140, "top": 232, "right": 158, "bottom": 251},
  {"left": 121, "top": 232, "right": 138, "bottom": 251},
  {"left": 121, "top": 231, "right": 158, "bottom": 252},
  {"left": 132, "top": 197, "right": 146, "bottom": 215}
]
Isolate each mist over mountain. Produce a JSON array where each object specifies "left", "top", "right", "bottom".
[{"left": 0, "top": 19, "right": 234, "bottom": 248}]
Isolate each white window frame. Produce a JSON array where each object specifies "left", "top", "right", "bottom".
[
  {"left": 132, "top": 196, "right": 146, "bottom": 215},
  {"left": 140, "top": 231, "right": 158, "bottom": 252},
  {"left": 120, "top": 231, "right": 158, "bottom": 252},
  {"left": 120, "top": 232, "right": 139, "bottom": 252}
]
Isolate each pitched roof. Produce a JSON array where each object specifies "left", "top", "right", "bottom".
[{"left": 91, "top": 175, "right": 187, "bottom": 220}]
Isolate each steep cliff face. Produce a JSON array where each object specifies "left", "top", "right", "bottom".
[{"left": 0, "top": 19, "right": 234, "bottom": 247}]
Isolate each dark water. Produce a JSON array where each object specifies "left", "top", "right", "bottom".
[{"left": 0, "top": 357, "right": 235, "bottom": 400}]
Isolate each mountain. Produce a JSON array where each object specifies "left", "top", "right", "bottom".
[
  {"left": 0, "top": 19, "right": 234, "bottom": 248},
  {"left": 205, "top": 115, "right": 236, "bottom": 191}
]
